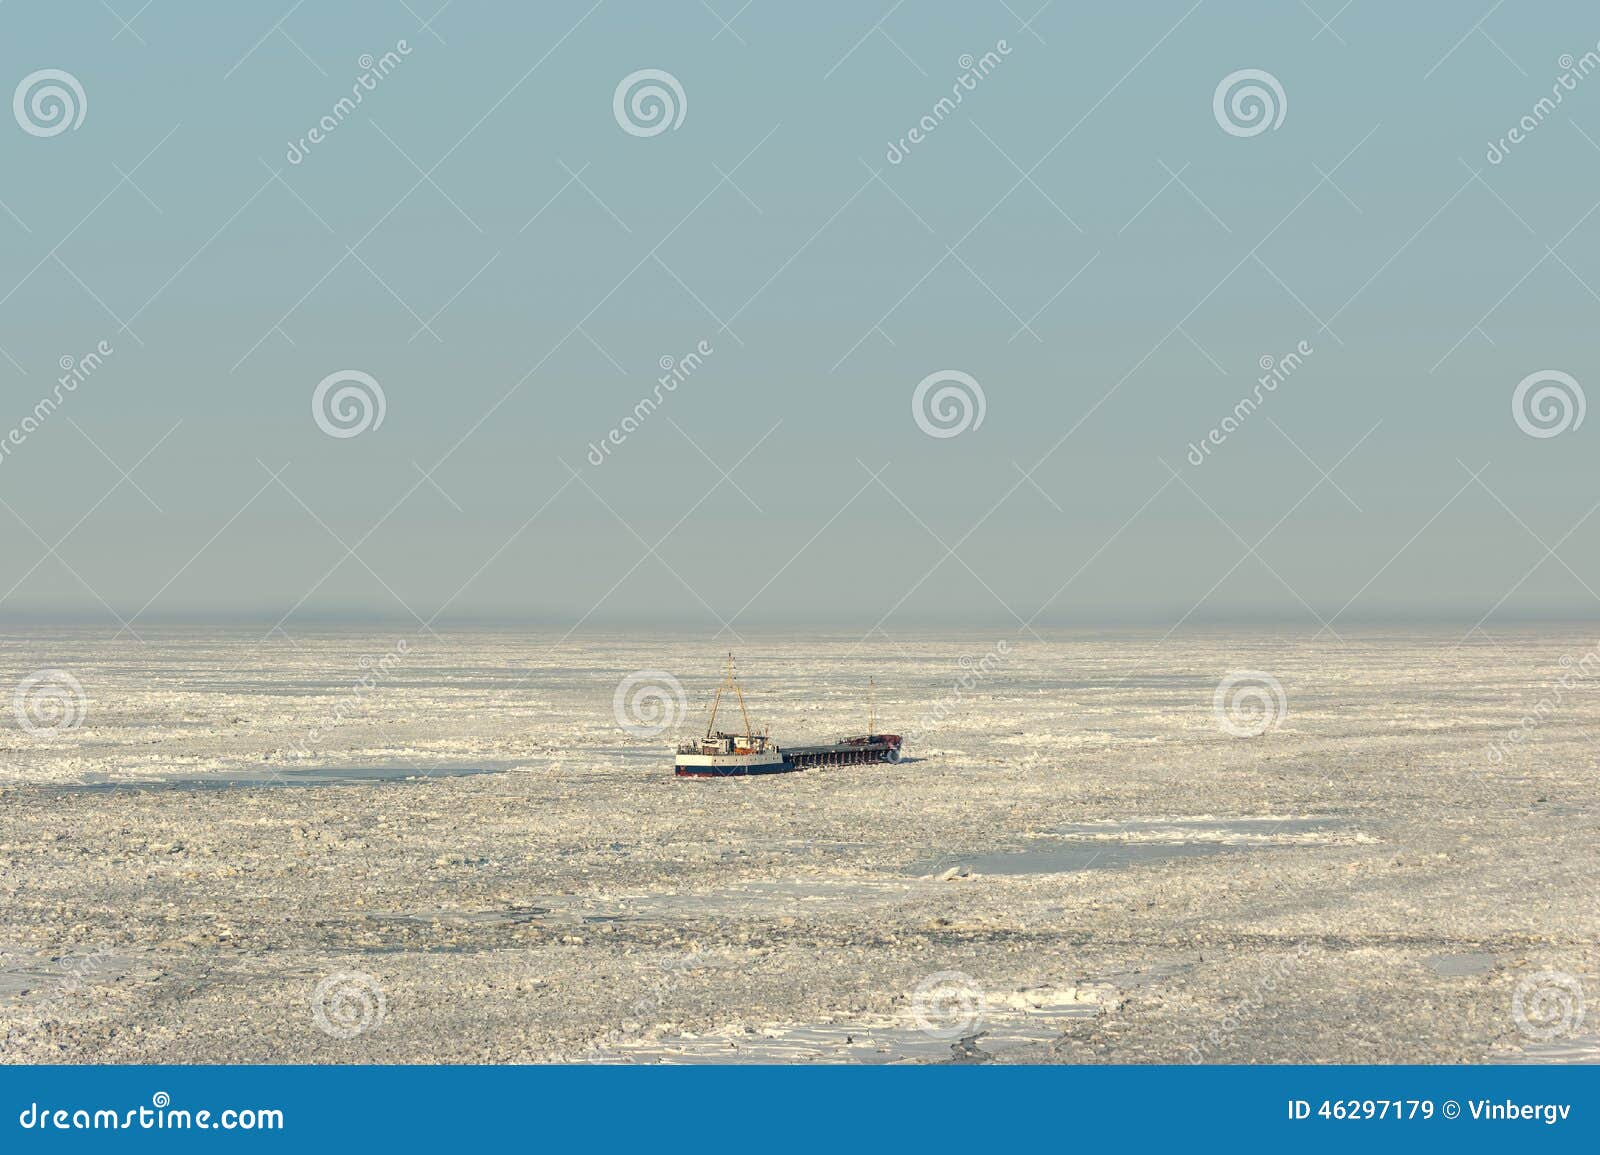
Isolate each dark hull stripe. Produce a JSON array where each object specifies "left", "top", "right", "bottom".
[{"left": 675, "top": 763, "right": 802, "bottom": 777}]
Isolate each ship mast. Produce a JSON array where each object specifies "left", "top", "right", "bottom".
[
  {"left": 731, "top": 654, "right": 754, "bottom": 743},
  {"left": 868, "top": 676, "right": 876, "bottom": 736},
  {"left": 705, "top": 652, "right": 756, "bottom": 743},
  {"left": 704, "top": 659, "right": 723, "bottom": 737}
]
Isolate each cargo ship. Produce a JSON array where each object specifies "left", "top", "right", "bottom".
[{"left": 674, "top": 655, "right": 903, "bottom": 778}]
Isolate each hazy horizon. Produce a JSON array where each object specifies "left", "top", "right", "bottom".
[{"left": 2, "top": 610, "right": 1598, "bottom": 632}]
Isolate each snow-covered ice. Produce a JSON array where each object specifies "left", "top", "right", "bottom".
[{"left": 1, "top": 626, "right": 1595, "bottom": 1063}]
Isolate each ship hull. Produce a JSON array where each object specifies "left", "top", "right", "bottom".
[
  {"left": 782, "top": 735, "right": 902, "bottom": 770},
  {"left": 674, "top": 761, "right": 800, "bottom": 777},
  {"left": 675, "top": 735, "right": 903, "bottom": 777},
  {"left": 673, "top": 750, "right": 795, "bottom": 777}
]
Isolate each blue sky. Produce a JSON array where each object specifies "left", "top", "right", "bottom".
[{"left": 3, "top": 1, "right": 1600, "bottom": 630}]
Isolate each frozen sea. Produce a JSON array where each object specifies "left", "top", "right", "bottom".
[{"left": 0, "top": 625, "right": 1595, "bottom": 1063}]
